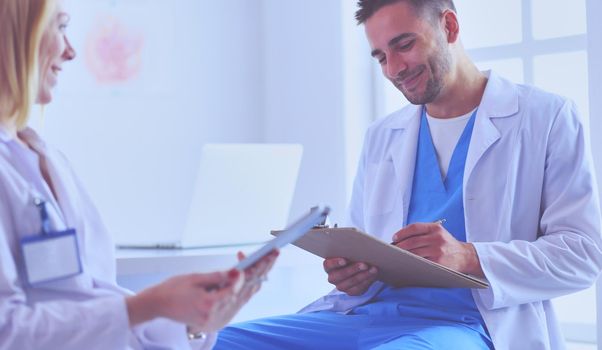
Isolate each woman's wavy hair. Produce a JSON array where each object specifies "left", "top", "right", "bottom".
[{"left": 0, "top": 0, "right": 54, "bottom": 129}]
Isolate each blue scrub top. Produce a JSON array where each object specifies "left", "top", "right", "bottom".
[{"left": 352, "top": 107, "right": 491, "bottom": 344}]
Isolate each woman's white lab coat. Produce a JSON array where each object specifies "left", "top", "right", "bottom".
[
  {"left": 0, "top": 129, "right": 215, "bottom": 349},
  {"left": 300, "top": 71, "right": 602, "bottom": 350}
]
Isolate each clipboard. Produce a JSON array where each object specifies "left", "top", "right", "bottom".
[{"left": 272, "top": 227, "right": 489, "bottom": 289}]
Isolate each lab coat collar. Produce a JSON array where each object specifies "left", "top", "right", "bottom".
[
  {"left": 382, "top": 70, "right": 519, "bottom": 130},
  {"left": 17, "top": 128, "right": 49, "bottom": 155},
  {"left": 382, "top": 104, "right": 421, "bottom": 130},
  {"left": 464, "top": 71, "right": 519, "bottom": 187},
  {"left": 0, "top": 126, "right": 50, "bottom": 156},
  {"left": 478, "top": 70, "right": 519, "bottom": 119}
]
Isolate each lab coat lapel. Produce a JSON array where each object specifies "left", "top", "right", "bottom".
[
  {"left": 19, "top": 129, "right": 87, "bottom": 254},
  {"left": 13, "top": 129, "right": 68, "bottom": 227},
  {"left": 388, "top": 105, "right": 421, "bottom": 228},
  {"left": 463, "top": 71, "right": 519, "bottom": 188},
  {"left": 44, "top": 152, "right": 84, "bottom": 230},
  {"left": 463, "top": 110, "right": 501, "bottom": 187}
]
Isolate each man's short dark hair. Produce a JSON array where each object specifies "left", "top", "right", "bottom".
[{"left": 355, "top": 0, "right": 456, "bottom": 25}]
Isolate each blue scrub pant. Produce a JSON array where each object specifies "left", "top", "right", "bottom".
[{"left": 215, "top": 311, "right": 492, "bottom": 350}]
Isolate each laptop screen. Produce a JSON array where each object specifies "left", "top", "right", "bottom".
[{"left": 178, "top": 143, "right": 303, "bottom": 248}]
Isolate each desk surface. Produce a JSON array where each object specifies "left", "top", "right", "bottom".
[
  {"left": 116, "top": 245, "right": 261, "bottom": 275},
  {"left": 115, "top": 244, "right": 321, "bottom": 276}
]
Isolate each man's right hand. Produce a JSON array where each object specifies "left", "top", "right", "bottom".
[{"left": 323, "top": 258, "right": 378, "bottom": 296}]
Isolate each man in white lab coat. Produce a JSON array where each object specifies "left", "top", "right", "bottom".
[{"left": 215, "top": 1, "right": 602, "bottom": 349}]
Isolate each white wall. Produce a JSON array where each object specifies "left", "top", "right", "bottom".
[
  {"left": 261, "top": 0, "right": 348, "bottom": 225},
  {"left": 40, "top": 0, "right": 352, "bottom": 242},
  {"left": 87, "top": 0, "right": 350, "bottom": 322},
  {"left": 42, "top": 0, "right": 265, "bottom": 243}
]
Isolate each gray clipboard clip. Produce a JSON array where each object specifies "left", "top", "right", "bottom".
[{"left": 310, "top": 205, "right": 330, "bottom": 229}]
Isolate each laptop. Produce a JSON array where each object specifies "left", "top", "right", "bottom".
[{"left": 117, "top": 143, "right": 303, "bottom": 249}]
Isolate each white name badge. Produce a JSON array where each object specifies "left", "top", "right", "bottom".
[{"left": 20, "top": 229, "right": 83, "bottom": 286}]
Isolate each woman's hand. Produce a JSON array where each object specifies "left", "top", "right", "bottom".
[
  {"left": 126, "top": 249, "right": 279, "bottom": 333},
  {"left": 126, "top": 270, "right": 239, "bottom": 331},
  {"left": 235, "top": 249, "right": 279, "bottom": 306},
  {"left": 193, "top": 249, "right": 279, "bottom": 332}
]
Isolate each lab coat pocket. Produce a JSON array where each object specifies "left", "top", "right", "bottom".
[{"left": 365, "top": 161, "right": 398, "bottom": 216}]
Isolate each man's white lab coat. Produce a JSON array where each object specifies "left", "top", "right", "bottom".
[{"left": 300, "top": 71, "right": 602, "bottom": 350}]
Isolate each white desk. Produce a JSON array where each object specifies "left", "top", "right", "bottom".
[
  {"left": 115, "top": 245, "right": 333, "bottom": 322},
  {"left": 116, "top": 246, "right": 255, "bottom": 276},
  {"left": 116, "top": 245, "right": 260, "bottom": 293}
]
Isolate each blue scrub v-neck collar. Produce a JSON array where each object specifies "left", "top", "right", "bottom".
[{"left": 418, "top": 107, "right": 477, "bottom": 193}]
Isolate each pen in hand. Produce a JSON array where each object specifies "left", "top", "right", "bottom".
[{"left": 390, "top": 218, "right": 446, "bottom": 245}]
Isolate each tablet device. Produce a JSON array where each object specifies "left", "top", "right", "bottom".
[{"left": 235, "top": 205, "right": 330, "bottom": 270}]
